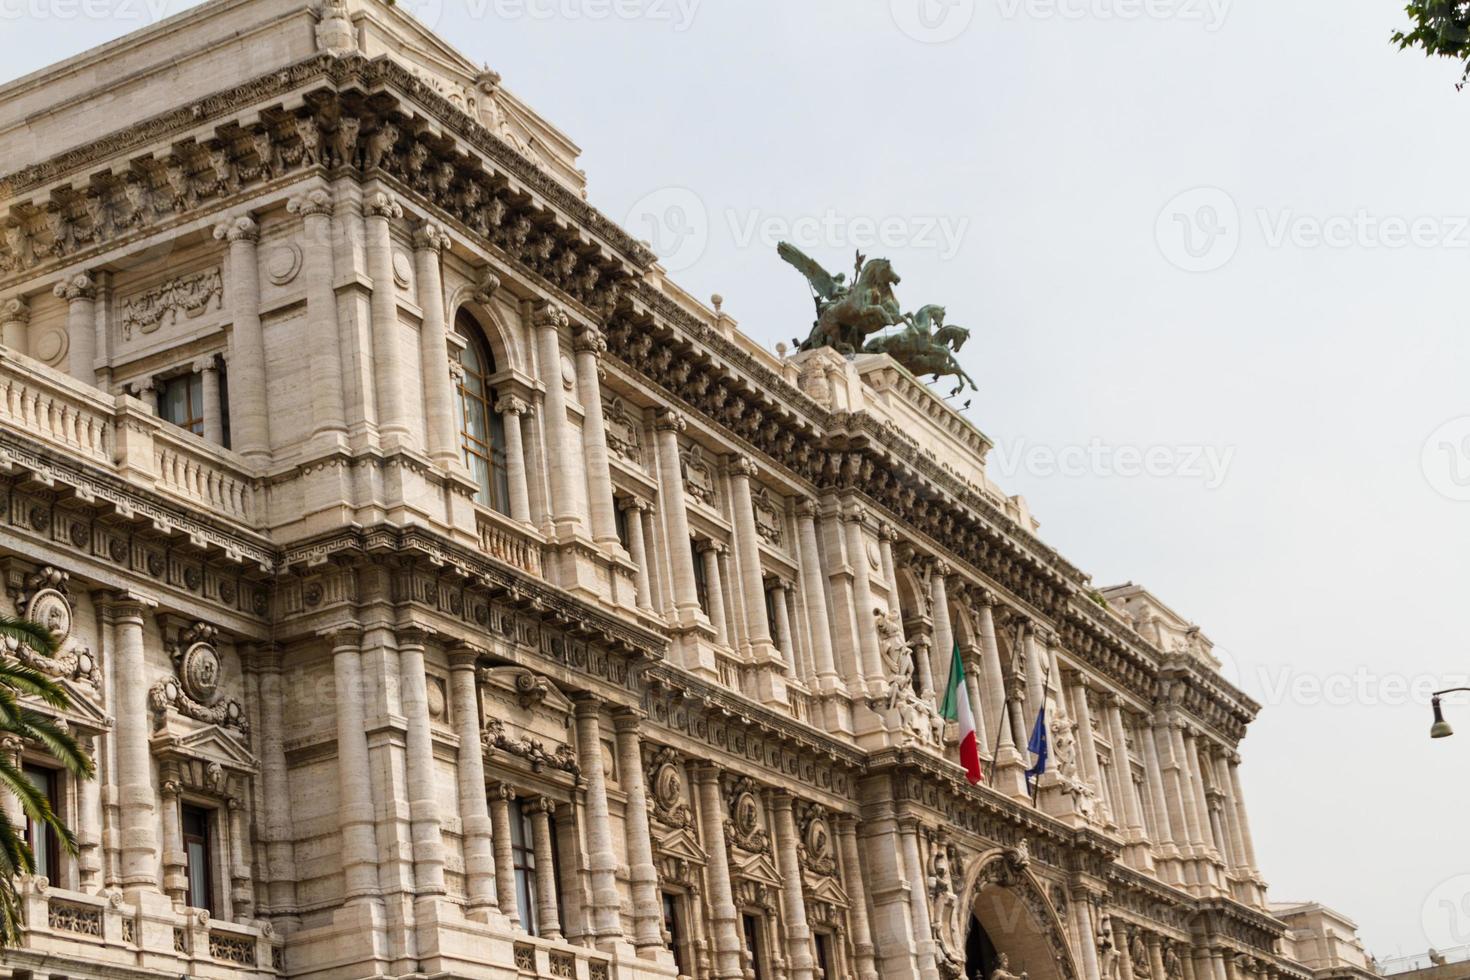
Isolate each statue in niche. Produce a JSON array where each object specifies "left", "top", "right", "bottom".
[
  {"left": 876, "top": 607, "right": 914, "bottom": 710},
  {"left": 991, "top": 953, "right": 1029, "bottom": 980}
]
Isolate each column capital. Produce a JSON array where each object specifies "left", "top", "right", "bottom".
[
  {"left": 842, "top": 503, "right": 870, "bottom": 526},
  {"left": 363, "top": 191, "right": 403, "bottom": 220},
  {"left": 878, "top": 522, "right": 901, "bottom": 544},
  {"left": 53, "top": 273, "right": 96, "bottom": 302},
  {"left": 98, "top": 590, "right": 157, "bottom": 621},
  {"left": 212, "top": 214, "right": 259, "bottom": 244},
  {"left": 696, "top": 537, "right": 727, "bottom": 557},
  {"left": 491, "top": 783, "right": 517, "bottom": 803},
  {"left": 529, "top": 795, "right": 557, "bottom": 816},
  {"left": 1228, "top": 750, "right": 1242, "bottom": 766},
  {"left": 654, "top": 408, "right": 686, "bottom": 434},
  {"left": 795, "top": 497, "right": 819, "bottom": 519},
  {"left": 321, "top": 626, "right": 364, "bottom": 649},
  {"left": 612, "top": 707, "right": 646, "bottom": 733},
  {"left": 727, "top": 454, "right": 759, "bottom": 480},
  {"left": 768, "top": 790, "right": 796, "bottom": 810},
  {"left": 571, "top": 692, "right": 605, "bottom": 716},
  {"left": 397, "top": 626, "right": 430, "bottom": 650},
  {"left": 413, "top": 221, "right": 448, "bottom": 253},
  {"left": 191, "top": 354, "right": 220, "bottom": 375},
  {"left": 287, "top": 188, "right": 335, "bottom": 218},
  {"left": 533, "top": 301, "right": 570, "bottom": 332},
  {"left": 448, "top": 644, "right": 485, "bottom": 669},
  {"left": 572, "top": 322, "right": 607, "bottom": 357},
  {"left": 1, "top": 296, "right": 30, "bottom": 323},
  {"left": 495, "top": 394, "right": 529, "bottom": 417}
]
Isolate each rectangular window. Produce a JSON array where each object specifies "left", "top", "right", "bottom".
[
  {"left": 509, "top": 798, "right": 557, "bottom": 936},
  {"left": 22, "top": 765, "right": 58, "bottom": 882},
  {"left": 182, "top": 804, "right": 215, "bottom": 914},
  {"left": 217, "top": 366, "right": 231, "bottom": 449},
  {"left": 742, "top": 913, "right": 767, "bottom": 980},
  {"left": 691, "top": 542, "right": 710, "bottom": 615},
  {"left": 157, "top": 373, "right": 205, "bottom": 436},
  {"left": 663, "top": 892, "right": 690, "bottom": 977},
  {"left": 764, "top": 585, "right": 778, "bottom": 641},
  {"left": 615, "top": 505, "right": 631, "bottom": 550}
]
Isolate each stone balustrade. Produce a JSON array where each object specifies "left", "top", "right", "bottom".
[{"left": 477, "top": 505, "right": 547, "bottom": 577}]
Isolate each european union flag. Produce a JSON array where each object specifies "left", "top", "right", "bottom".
[{"left": 1025, "top": 706, "right": 1048, "bottom": 795}]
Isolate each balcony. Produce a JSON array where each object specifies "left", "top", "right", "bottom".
[
  {"left": 476, "top": 505, "right": 547, "bottom": 578},
  {"left": 0, "top": 348, "right": 260, "bottom": 534},
  {"left": 15, "top": 877, "right": 280, "bottom": 979}
]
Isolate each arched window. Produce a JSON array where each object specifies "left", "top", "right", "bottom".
[{"left": 455, "top": 312, "right": 510, "bottom": 513}]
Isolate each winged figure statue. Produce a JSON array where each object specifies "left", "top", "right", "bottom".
[{"left": 778, "top": 243, "right": 904, "bottom": 354}]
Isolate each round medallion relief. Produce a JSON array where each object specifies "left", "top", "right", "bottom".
[
  {"left": 733, "top": 791, "right": 760, "bottom": 836},
  {"left": 654, "top": 762, "right": 682, "bottom": 809},
  {"left": 560, "top": 353, "right": 577, "bottom": 389},
  {"left": 26, "top": 589, "right": 72, "bottom": 645},
  {"left": 425, "top": 680, "right": 446, "bottom": 721},
  {"left": 265, "top": 244, "right": 302, "bottom": 286},
  {"left": 391, "top": 250, "right": 414, "bottom": 289},
  {"left": 32, "top": 329, "right": 68, "bottom": 367},
  {"left": 179, "top": 642, "right": 223, "bottom": 705},
  {"left": 867, "top": 541, "right": 882, "bottom": 571}
]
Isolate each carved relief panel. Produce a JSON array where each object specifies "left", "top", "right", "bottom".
[{"left": 478, "top": 666, "right": 579, "bottom": 779}]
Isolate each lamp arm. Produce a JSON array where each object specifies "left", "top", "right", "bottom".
[{"left": 1434, "top": 687, "right": 1470, "bottom": 699}]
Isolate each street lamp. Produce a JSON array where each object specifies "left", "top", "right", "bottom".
[{"left": 1429, "top": 688, "right": 1470, "bottom": 739}]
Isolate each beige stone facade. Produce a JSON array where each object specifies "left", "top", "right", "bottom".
[{"left": 0, "top": 3, "right": 1374, "bottom": 980}]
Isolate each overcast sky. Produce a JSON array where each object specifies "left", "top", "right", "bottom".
[{"left": 5, "top": 0, "right": 1467, "bottom": 963}]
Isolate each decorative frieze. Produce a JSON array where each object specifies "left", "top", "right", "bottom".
[{"left": 119, "top": 268, "right": 223, "bottom": 340}]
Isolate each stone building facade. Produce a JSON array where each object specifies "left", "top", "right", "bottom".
[{"left": 0, "top": 2, "right": 1373, "bottom": 980}]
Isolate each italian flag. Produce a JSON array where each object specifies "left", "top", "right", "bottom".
[{"left": 940, "top": 641, "right": 983, "bottom": 785}]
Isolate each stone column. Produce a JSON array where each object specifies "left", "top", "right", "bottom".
[
  {"left": 613, "top": 711, "right": 665, "bottom": 954},
  {"left": 878, "top": 523, "right": 903, "bottom": 618},
  {"left": 1073, "top": 897, "right": 1102, "bottom": 980},
  {"left": 1212, "top": 751, "right": 1247, "bottom": 874},
  {"left": 1020, "top": 624, "right": 1047, "bottom": 735},
  {"left": 1112, "top": 918, "right": 1134, "bottom": 980},
  {"left": 254, "top": 648, "right": 298, "bottom": 922},
  {"left": 528, "top": 797, "right": 563, "bottom": 940},
  {"left": 655, "top": 411, "right": 702, "bottom": 622},
  {"left": 836, "top": 817, "right": 879, "bottom": 980},
  {"left": 771, "top": 794, "right": 815, "bottom": 980},
  {"left": 1186, "top": 735, "right": 1221, "bottom": 866},
  {"left": 75, "top": 733, "right": 102, "bottom": 891},
  {"left": 489, "top": 786, "right": 519, "bottom": 925},
  {"left": 329, "top": 629, "right": 381, "bottom": 902},
  {"left": 1147, "top": 935, "right": 1168, "bottom": 980},
  {"left": 699, "top": 541, "right": 730, "bottom": 647},
  {"left": 625, "top": 500, "right": 655, "bottom": 612},
  {"left": 1140, "top": 713, "right": 1179, "bottom": 864},
  {"left": 396, "top": 630, "right": 445, "bottom": 896},
  {"left": 928, "top": 561, "right": 955, "bottom": 702},
  {"left": 976, "top": 595, "right": 1016, "bottom": 758},
  {"left": 494, "top": 395, "right": 533, "bottom": 523},
  {"left": 213, "top": 215, "right": 269, "bottom": 460},
  {"left": 573, "top": 324, "right": 621, "bottom": 550},
  {"left": 897, "top": 819, "right": 937, "bottom": 979},
  {"left": 160, "top": 770, "right": 186, "bottom": 903},
  {"left": 1105, "top": 697, "right": 1146, "bottom": 840},
  {"left": 197, "top": 355, "right": 224, "bottom": 446},
  {"left": 1, "top": 296, "right": 29, "bottom": 353},
  {"left": 1152, "top": 712, "right": 1190, "bottom": 860},
  {"left": 287, "top": 189, "right": 348, "bottom": 439},
  {"left": 107, "top": 595, "right": 157, "bottom": 894},
  {"left": 414, "top": 222, "right": 459, "bottom": 467},
  {"left": 912, "top": 630, "right": 936, "bottom": 700},
  {"left": 728, "top": 456, "right": 774, "bottom": 650},
  {"left": 534, "top": 303, "right": 581, "bottom": 536},
  {"left": 693, "top": 767, "right": 744, "bottom": 980},
  {"left": 1170, "top": 722, "right": 1208, "bottom": 857},
  {"left": 53, "top": 273, "right": 96, "bottom": 385},
  {"left": 843, "top": 506, "right": 884, "bottom": 695},
  {"left": 364, "top": 192, "right": 412, "bottom": 448},
  {"left": 573, "top": 698, "right": 623, "bottom": 947},
  {"left": 795, "top": 501, "right": 840, "bottom": 692},
  {"left": 449, "top": 648, "right": 500, "bottom": 920},
  {"left": 1069, "top": 676, "right": 1108, "bottom": 814},
  {"left": 770, "top": 579, "right": 796, "bottom": 673},
  {"left": 1226, "top": 754, "right": 1261, "bottom": 875}
]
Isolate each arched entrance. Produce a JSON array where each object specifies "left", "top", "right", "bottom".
[{"left": 955, "top": 850, "right": 1079, "bottom": 980}]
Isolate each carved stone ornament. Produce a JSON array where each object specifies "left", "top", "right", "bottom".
[
  {"left": 120, "top": 269, "right": 224, "bottom": 340},
  {"left": 750, "top": 486, "right": 784, "bottom": 547},
  {"left": 149, "top": 622, "right": 247, "bottom": 735},
  {"left": 481, "top": 716, "right": 580, "bottom": 777},
  {"left": 680, "top": 443, "right": 717, "bottom": 507},
  {"left": 647, "top": 747, "right": 692, "bottom": 828},
  {"left": 9, "top": 566, "right": 98, "bottom": 686},
  {"left": 603, "top": 395, "right": 642, "bottom": 464},
  {"left": 723, "top": 776, "right": 769, "bottom": 854},
  {"left": 796, "top": 802, "right": 836, "bottom": 877}
]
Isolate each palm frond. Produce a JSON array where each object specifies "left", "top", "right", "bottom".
[
  {"left": 16, "top": 710, "right": 93, "bottom": 780},
  {"left": 0, "top": 757, "right": 75, "bottom": 856},
  {"left": 0, "top": 618, "right": 58, "bottom": 658},
  {"left": 0, "top": 661, "right": 70, "bottom": 711}
]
